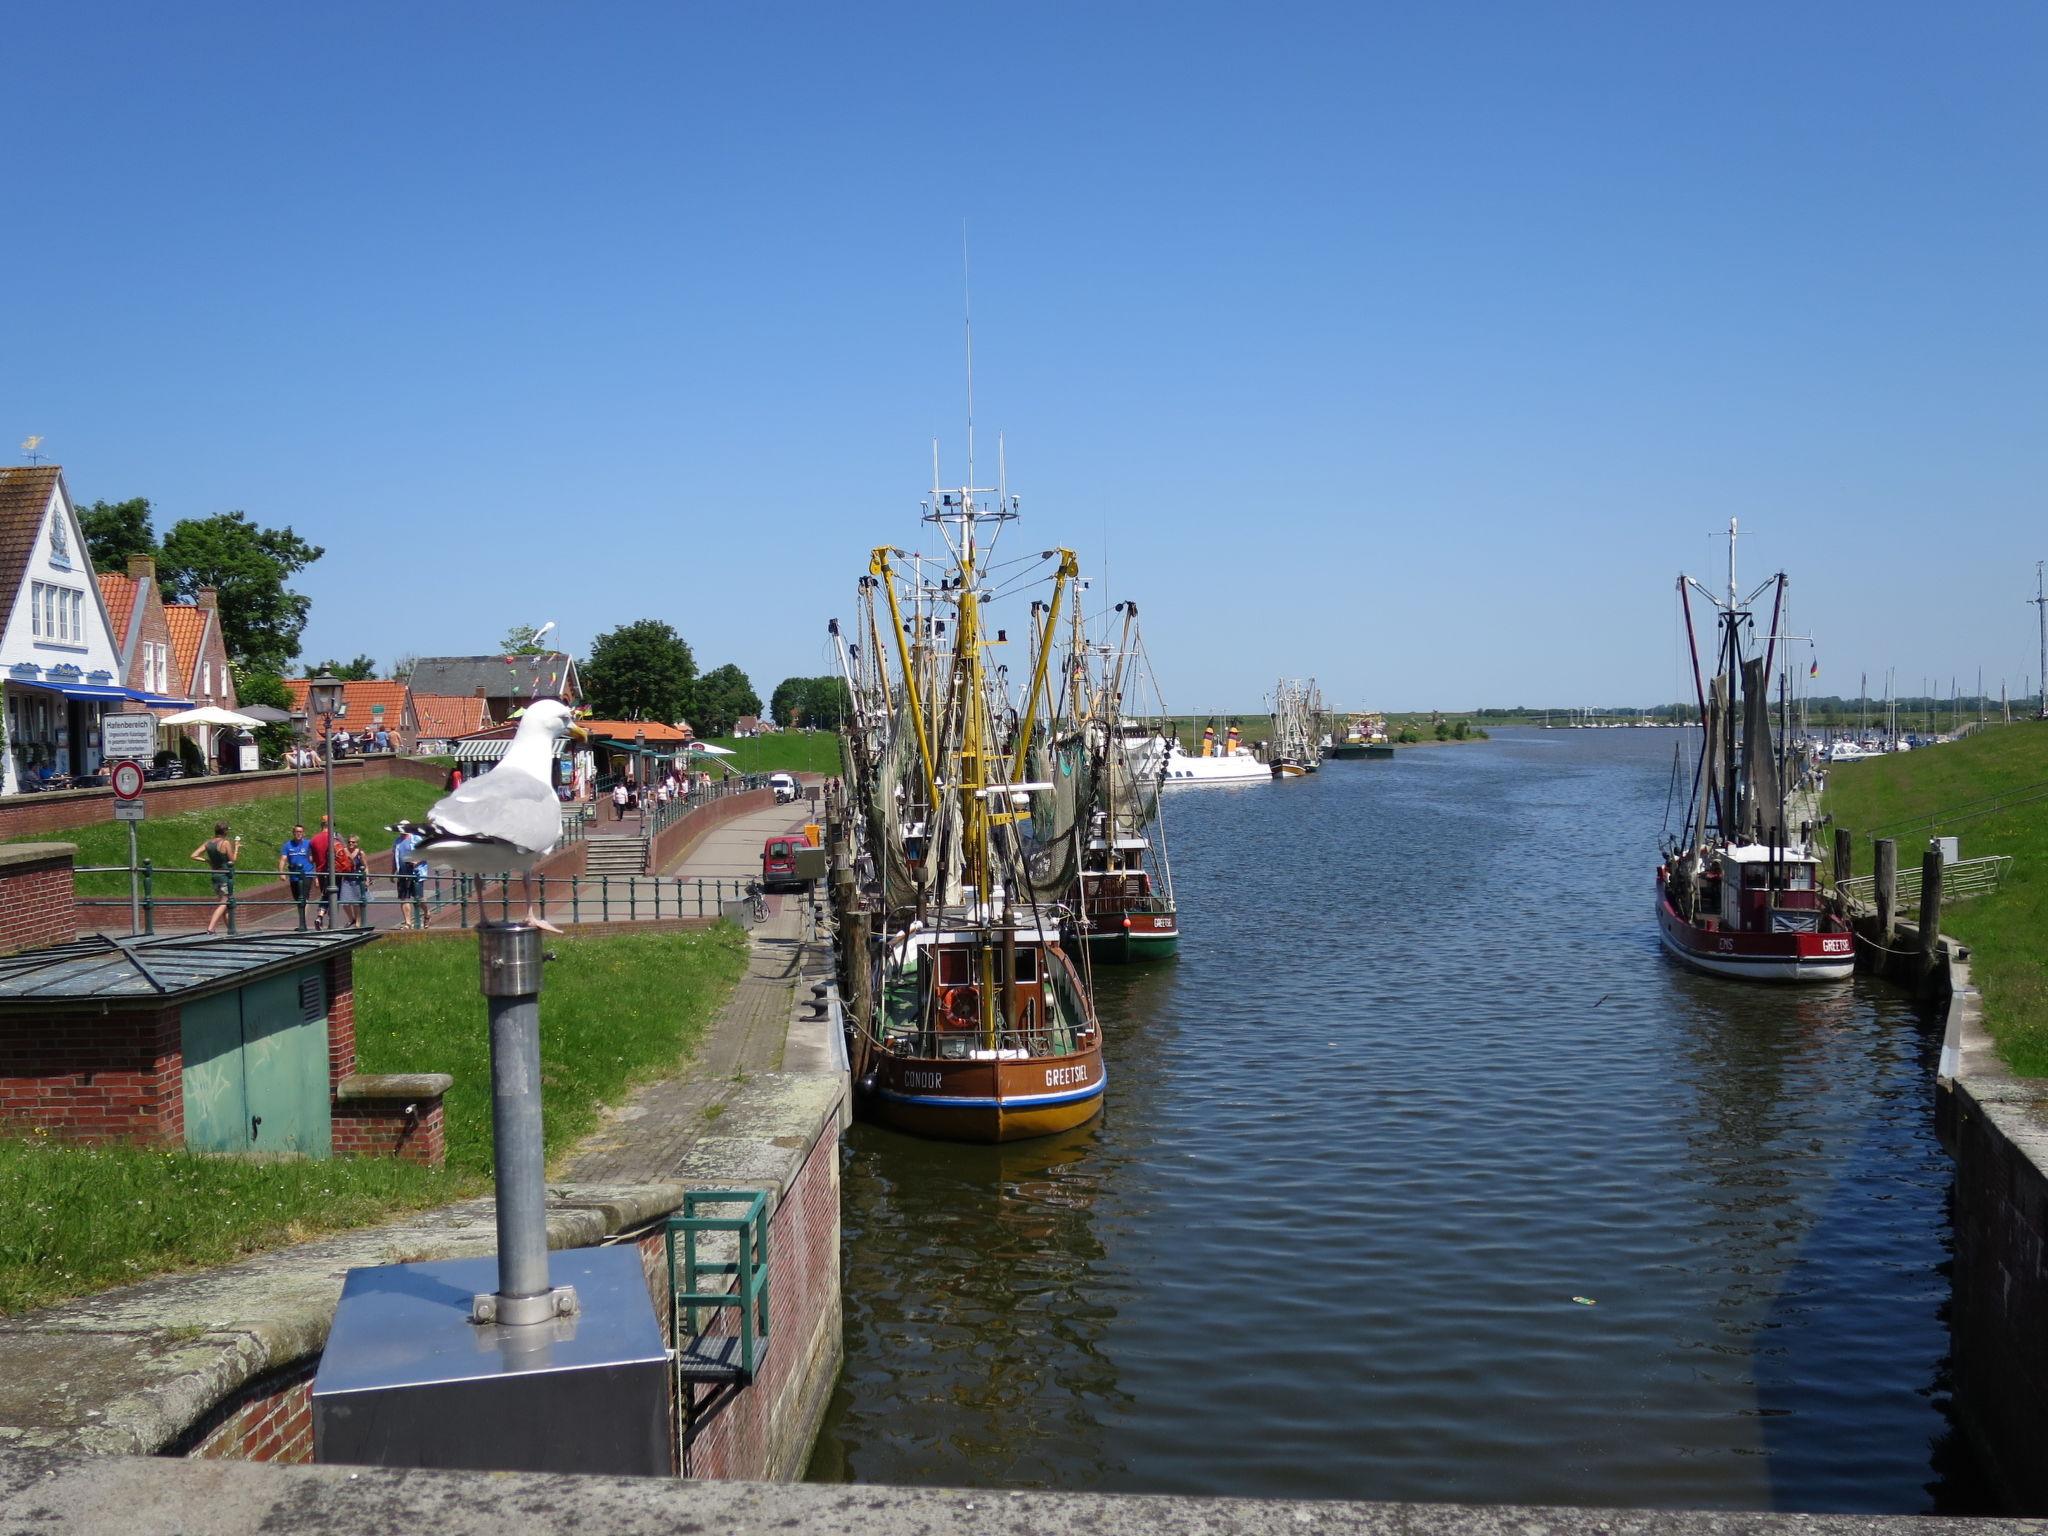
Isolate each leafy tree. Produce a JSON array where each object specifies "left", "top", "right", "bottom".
[
  {"left": 582, "top": 620, "right": 695, "bottom": 722},
  {"left": 308, "top": 655, "right": 379, "bottom": 681},
  {"left": 690, "top": 663, "right": 762, "bottom": 737},
  {"left": 157, "top": 512, "right": 324, "bottom": 673},
  {"left": 78, "top": 497, "right": 157, "bottom": 573},
  {"left": 391, "top": 652, "right": 420, "bottom": 681},
  {"left": 769, "top": 674, "right": 851, "bottom": 727},
  {"left": 500, "top": 625, "right": 548, "bottom": 655}
]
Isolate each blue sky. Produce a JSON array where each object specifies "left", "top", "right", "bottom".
[{"left": 4, "top": 4, "right": 2043, "bottom": 713}]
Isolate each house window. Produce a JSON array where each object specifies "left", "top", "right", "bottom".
[
  {"left": 202, "top": 661, "right": 211, "bottom": 699},
  {"left": 30, "top": 583, "right": 84, "bottom": 645}
]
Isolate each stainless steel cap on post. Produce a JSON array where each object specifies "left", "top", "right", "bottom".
[{"left": 479, "top": 923, "right": 546, "bottom": 997}]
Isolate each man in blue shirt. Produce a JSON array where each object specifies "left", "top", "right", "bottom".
[
  {"left": 278, "top": 824, "right": 316, "bottom": 930},
  {"left": 392, "top": 821, "right": 428, "bottom": 930}
]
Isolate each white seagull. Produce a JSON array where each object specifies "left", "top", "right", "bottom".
[{"left": 416, "top": 699, "right": 588, "bottom": 932}]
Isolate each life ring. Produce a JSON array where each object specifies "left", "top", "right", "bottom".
[{"left": 939, "top": 985, "right": 980, "bottom": 1030}]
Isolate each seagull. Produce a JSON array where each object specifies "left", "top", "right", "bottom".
[{"left": 416, "top": 699, "right": 588, "bottom": 933}]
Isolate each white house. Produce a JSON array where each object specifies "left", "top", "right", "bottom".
[{"left": 0, "top": 465, "right": 179, "bottom": 792}]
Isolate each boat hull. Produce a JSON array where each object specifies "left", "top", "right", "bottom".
[
  {"left": 1079, "top": 911, "right": 1180, "bottom": 962},
  {"left": 1328, "top": 743, "right": 1394, "bottom": 760},
  {"left": 865, "top": 1045, "right": 1106, "bottom": 1142},
  {"left": 1655, "top": 886, "right": 1854, "bottom": 983}
]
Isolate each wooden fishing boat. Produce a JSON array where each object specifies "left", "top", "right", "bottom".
[
  {"left": 1659, "top": 519, "right": 1852, "bottom": 984},
  {"left": 1070, "top": 837, "right": 1180, "bottom": 961},
  {"left": 867, "top": 924, "right": 1105, "bottom": 1141}
]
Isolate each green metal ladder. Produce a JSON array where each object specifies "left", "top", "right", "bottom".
[{"left": 664, "top": 1189, "right": 771, "bottom": 1386}]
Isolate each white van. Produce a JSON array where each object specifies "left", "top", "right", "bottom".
[{"left": 769, "top": 772, "right": 800, "bottom": 804}]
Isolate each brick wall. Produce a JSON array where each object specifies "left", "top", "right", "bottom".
[
  {"left": 0, "top": 1005, "right": 182, "bottom": 1145},
  {"left": 177, "top": 1362, "right": 317, "bottom": 1463},
  {"left": 0, "top": 755, "right": 424, "bottom": 841},
  {"left": 0, "top": 847, "right": 77, "bottom": 955},
  {"left": 326, "top": 951, "right": 356, "bottom": 1089},
  {"left": 673, "top": 1115, "right": 843, "bottom": 1480},
  {"left": 650, "top": 787, "right": 774, "bottom": 874},
  {"left": 332, "top": 1095, "right": 445, "bottom": 1164}
]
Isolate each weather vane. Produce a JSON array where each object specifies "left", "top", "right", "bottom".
[{"left": 19, "top": 436, "right": 43, "bottom": 464}]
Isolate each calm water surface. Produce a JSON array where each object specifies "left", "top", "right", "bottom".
[{"left": 807, "top": 728, "right": 1977, "bottom": 1511}]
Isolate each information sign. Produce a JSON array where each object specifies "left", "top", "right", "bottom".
[
  {"left": 101, "top": 714, "right": 157, "bottom": 761},
  {"left": 113, "top": 799, "right": 146, "bottom": 822}
]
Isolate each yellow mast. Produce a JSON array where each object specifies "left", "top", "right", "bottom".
[{"left": 1008, "top": 550, "right": 1077, "bottom": 782}]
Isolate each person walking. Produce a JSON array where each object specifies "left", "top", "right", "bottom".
[
  {"left": 612, "top": 778, "right": 629, "bottom": 821},
  {"left": 279, "top": 823, "right": 316, "bottom": 930},
  {"left": 190, "top": 821, "right": 240, "bottom": 935},
  {"left": 392, "top": 821, "right": 424, "bottom": 931},
  {"left": 340, "top": 835, "right": 369, "bottom": 928},
  {"left": 309, "top": 814, "right": 336, "bottom": 930}
]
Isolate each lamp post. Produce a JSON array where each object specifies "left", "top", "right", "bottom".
[
  {"left": 309, "top": 672, "right": 343, "bottom": 928},
  {"left": 290, "top": 710, "right": 308, "bottom": 826},
  {"left": 634, "top": 728, "right": 647, "bottom": 824}
]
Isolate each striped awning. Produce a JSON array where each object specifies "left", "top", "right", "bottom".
[{"left": 454, "top": 738, "right": 511, "bottom": 763}]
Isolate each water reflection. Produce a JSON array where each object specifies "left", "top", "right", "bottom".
[{"left": 811, "top": 730, "right": 1977, "bottom": 1510}]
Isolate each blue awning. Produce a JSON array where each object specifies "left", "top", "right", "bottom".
[
  {"left": 132, "top": 692, "right": 194, "bottom": 708},
  {"left": 9, "top": 682, "right": 195, "bottom": 707}
]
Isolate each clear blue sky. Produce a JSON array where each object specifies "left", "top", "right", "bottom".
[{"left": 4, "top": 4, "right": 2043, "bottom": 713}]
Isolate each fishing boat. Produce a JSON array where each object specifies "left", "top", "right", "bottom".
[
  {"left": 1268, "top": 679, "right": 1322, "bottom": 775},
  {"left": 1657, "top": 519, "right": 1853, "bottom": 983},
  {"left": 1061, "top": 606, "right": 1179, "bottom": 961},
  {"left": 1327, "top": 712, "right": 1394, "bottom": 760},
  {"left": 838, "top": 455, "right": 1107, "bottom": 1141},
  {"left": 1160, "top": 722, "right": 1268, "bottom": 786}
]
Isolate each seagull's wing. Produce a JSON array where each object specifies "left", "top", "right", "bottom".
[{"left": 420, "top": 771, "right": 561, "bottom": 857}]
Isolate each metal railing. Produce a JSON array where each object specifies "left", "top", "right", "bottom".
[
  {"left": 72, "top": 863, "right": 759, "bottom": 935},
  {"left": 1839, "top": 854, "right": 2013, "bottom": 907},
  {"left": 665, "top": 1189, "right": 771, "bottom": 1386}
]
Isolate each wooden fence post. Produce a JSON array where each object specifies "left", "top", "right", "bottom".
[
  {"left": 1918, "top": 846, "right": 1944, "bottom": 992},
  {"left": 1874, "top": 838, "right": 1898, "bottom": 944},
  {"left": 1834, "top": 827, "right": 1852, "bottom": 888}
]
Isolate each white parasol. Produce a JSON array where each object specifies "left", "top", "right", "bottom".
[{"left": 158, "top": 706, "right": 264, "bottom": 729}]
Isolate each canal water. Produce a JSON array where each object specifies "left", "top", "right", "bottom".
[{"left": 806, "top": 727, "right": 1978, "bottom": 1512}]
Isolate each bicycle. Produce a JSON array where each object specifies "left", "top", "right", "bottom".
[{"left": 746, "top": 879, "right": 767, "bottom": 924}]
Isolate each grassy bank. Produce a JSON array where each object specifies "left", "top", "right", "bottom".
[
  {"left": 702, "top": 732, "right": 843, "bottom": 776},
  {"left": 1824, "top": 721, "right": 2048, "bottom": 1075},
  {"left": 8, "top": 779, "right": 442, "bottom": 899},
  {"left": 0, "top": 925, "right": 749, "bottom": 1313}
]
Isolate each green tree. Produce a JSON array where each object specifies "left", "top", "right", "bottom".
[
  {"left": 769, "top": 674, "right": 851, "bottom": 727},
  {"left": 78, "top": 497, "right": 157, "bottom": 573},
  {"left": 500, "top": 625, "right": 548, "bottom": 655},
  {"left": 582, "top": 620, "right": 696, "bottom": 722},
  {"left": 690, "top": 663, "right": 762, "bottom": 736},
  {"left": 770, "top": 676, "right": 806, "bottom": 728},
  {"left": 157, "top": 512, "right": 324, "bottom": 673},
  {"left": 308, "top": 655, "right": 379, "bottom": 681},
  {"left": 391, "top": 652, "right": 420, "bottom": 682}
]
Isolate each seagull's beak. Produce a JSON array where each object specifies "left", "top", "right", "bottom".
[{"left": 567, "top": 723, "right": 589, "bottom": 743}]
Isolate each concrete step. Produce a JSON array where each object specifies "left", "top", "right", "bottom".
[{"left": 584, "top": 839, "right": 648, "bottom": 877}]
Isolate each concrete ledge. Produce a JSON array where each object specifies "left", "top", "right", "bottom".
[
  {"left": 0, "top": 1447, "right": 2034, "bottom": 1535},
  {"left": 334, "top": 1072, "right": 453, "bottom": 1101},
  {"left": 0, "top": 842, "right": 76, "bottom": 869}
]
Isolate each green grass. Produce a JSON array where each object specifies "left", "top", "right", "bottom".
[
  {"left": 1824, "top": 721, "right": 2048, "bottom": 1075},
  {"left": 702, "top": 732, "right": 844, "bottom": 775},
  {"left": 354, "top": 925, "right": 751, "bottom": 1178},
  {"left": 8, "top": 779, "right": 443, "bottom": 899},
  {"left": 0, "top": 925, "right": 750, "bottom": 1313},
  {"left": 0, "top": 1136, "right": 459, "bottom": 1315}
]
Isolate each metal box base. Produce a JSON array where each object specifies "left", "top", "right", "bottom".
[{"left": 313, "top": 1246, "right": 670, "bottom": 1476}]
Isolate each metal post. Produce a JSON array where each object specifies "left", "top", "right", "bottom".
[
  {"left": 322, "top": 726, "right": 337, "bottom": 931},
  {"left": 142, "top": 859, "right": 155, "bottom": 935},
  {"left": 127, "top": 821, "right": 141, "bottom": 937},
  {"left": 473, "top": 923, "right": 577, "bottom": 1327}
]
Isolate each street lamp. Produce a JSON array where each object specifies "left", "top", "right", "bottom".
[
  {"left": 309, "top": 672, "right": 344, "bottom": 928},
  {"left": 634, "top": 729, "right": 647, "bottom": 824}
]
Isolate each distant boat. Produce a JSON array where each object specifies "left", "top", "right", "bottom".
[
  {"left": 1160, "top": 724, "right": 1268, "bottom": 786},
  {"left": 1657, "top": 519, "right": 1854, "bottom": 983}
]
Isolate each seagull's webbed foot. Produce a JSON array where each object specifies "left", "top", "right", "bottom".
[{"left": 521, "top": 872, "right": 561, "bottom": 934}]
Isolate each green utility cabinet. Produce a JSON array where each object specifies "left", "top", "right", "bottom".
[{"left": 181, "top": 965, "right": 332, "bottom": 1156}]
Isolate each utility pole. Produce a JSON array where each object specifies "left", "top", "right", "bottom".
[{"left": 2033, "top": 562, "right": 2048, "bottom": 720}]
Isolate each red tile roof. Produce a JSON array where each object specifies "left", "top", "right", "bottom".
[
  {"left": 163, "top": 605, "right": 211, "bottom": 694},
  {"left": 285, "top": 678, "right": 409, "bottom": 738},
  {"left": 579, "top": 719, "right": 690, "bottom": 742},
  {"left": 97, "top": 571, "right": 141, "bottom": 648},
  {"left": 408, "top": 693, "right": 490, "bottom": 739},
  {"left": 0, "top": 466, "right": 61, "bottom": 635}
]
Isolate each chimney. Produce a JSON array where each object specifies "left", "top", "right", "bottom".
[
  {"left": 195, "top": 586, "right": 218, "bottom": 611},
  {"left": 126, "top": 554, "right": 156, "bottom": 584}
]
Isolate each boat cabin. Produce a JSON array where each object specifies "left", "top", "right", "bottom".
[
  {"left": 1710, "top": 844, "right": 1823, "bottom": 934},
  {"left": 884, "top": 927, "right": 1076, "bottom": 1059},
  {"left": 1081, "top": 836, "right": 1154, "bottom": 911}
]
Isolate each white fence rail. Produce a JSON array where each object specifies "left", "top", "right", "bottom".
[{"left": 1839, "top": 854, "right": 2012, "bottom": 906}]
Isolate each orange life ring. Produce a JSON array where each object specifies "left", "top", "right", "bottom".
[{"left": 938, "top": 985, "right": 981, "bottom": 1030}]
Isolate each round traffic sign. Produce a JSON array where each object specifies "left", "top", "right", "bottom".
[{"left": 110, "top": 760, "right": 145, "bottom": 800}]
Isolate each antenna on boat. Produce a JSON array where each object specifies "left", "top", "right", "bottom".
[{"left": 962, "top": 220, "right": 975, "bottom": 500}]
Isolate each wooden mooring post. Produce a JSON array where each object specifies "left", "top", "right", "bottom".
[
  {"left": 1918, "top": 846, "right": 1944, "bottom": 993},
  {"left": 1874, "top": 837, "right": 1898, "bottom": 943},
  {"left": 1834, "top": 827, "right": 1852, "bottom": 887}
]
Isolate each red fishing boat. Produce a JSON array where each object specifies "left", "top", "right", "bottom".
[{"left": 1659, "top": 519, "right": 1853, "bottom": 984}]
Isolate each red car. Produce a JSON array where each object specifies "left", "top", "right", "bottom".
[{"left": 760, "top": 834, "right": 814, "bottom": 892}]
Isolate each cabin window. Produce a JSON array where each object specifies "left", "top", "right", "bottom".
[
  {"left": 1742, "top": 864, "right": 1769, "bottom": 888},
  {"left": 1012, "top": 947, "right": 1038, "bottom": 982},
  {"left": 936, "top": 948, "right": 971, "bottom": 986}
]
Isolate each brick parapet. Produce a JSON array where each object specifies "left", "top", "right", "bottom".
[
  {"left": 0, "top": 844, "right": 77, "bottom": 955},
  {"left": 0, "top": 1005, "right": 182, "bottom": 1145},
  {"left": 0, "top": 755, "right": 426, "bottom": 841}
]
